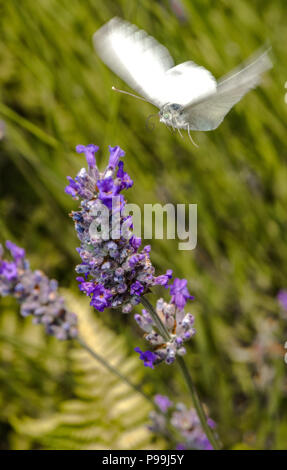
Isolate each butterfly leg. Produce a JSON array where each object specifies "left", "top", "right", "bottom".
[
  {"left": 164, "top": 123, "right": 173, "bottom": 134},
  {"left": 187, "top": 124, "right": 199, "bottom": 148},
  {"left": 170, "top": 118, "right": 176, "bottom": 133}
]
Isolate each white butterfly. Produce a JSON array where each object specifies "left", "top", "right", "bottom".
[{"left": 93, "top": 17, "right": 272, "bottom": 143}]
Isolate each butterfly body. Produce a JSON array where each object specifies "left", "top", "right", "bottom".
[
  {"left": 159, "top": 103, "right": 215, "bottom": 132},
  {"left": 159, "top": 103, "right": 186, "bottom": 129},
  {"left": 94, "top": 17, "right": 272, "bottom": 139}
]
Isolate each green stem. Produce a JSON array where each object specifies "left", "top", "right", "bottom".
[
  {"left": 141, "top": 295, "right": 221, "bottom": 450},
  {"left": 140, "top": 296, "right": 170, "bottom": 341},
  {"left": 177, "top": 356, "right": 220, "bottom": 450},
  {"left": 76, "top": 336, "right": 153, "bottom": 404}
]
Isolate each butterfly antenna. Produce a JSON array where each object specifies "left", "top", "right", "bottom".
[
  {"left": 112, "top": 86, "right": 154, "bottom": 105},
  {"left": 187, "top": 125, "right": 199, "bottom": 148}
]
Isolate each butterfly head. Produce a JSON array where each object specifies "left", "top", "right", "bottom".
[{"left": 159, "top": 103, "right": 183, "bottom": 126}]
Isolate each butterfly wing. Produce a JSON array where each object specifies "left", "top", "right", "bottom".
[
  {"left": 94, "top": 18, "right": 216, "bottom": 109},
  {"left": 159, "top": 61, "right": 217, "bottom": 106},
  {"left": 181, "top": 49, "right": 272, "bottom": 131},
  {"left": 93, "top": 17, "right": 174, "bottom": 108}
]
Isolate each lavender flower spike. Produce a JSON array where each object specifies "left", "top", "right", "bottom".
[
  {"left": 134, "top": 294, "right": 196, "bottom": 366},
  {"left": 0, "top": 241, "right": 78, "bottom": 340},
  {"left": 150, "top": 395, "right": 216, "bottom": 450},
  {"left": 67, "top": 144, "right": 157, "bottom": 313}
]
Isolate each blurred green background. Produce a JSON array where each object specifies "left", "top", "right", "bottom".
[{"left": 1, "top": 0, "right": 287, "bottom": 450}]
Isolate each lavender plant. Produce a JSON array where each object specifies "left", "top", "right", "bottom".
[
  {"left": 0, "top": 241, "right": 78, "bottom": 340},
  {"left": 66, "top": 143, "right": 220, "bottom": 449},
  {"left": 134, "top": 294, "right": 196, "bottom": 367},
  {"left": 0, "top": 143, "right": 221, "bottom": 450},
  {"left": 150, "top": 394, "right": 217, "bottom": 450},
  {"left": 66, "top": 145, "right": 196, "bottom": 365},
  {"left": 66, "top": 144, "right": 156, "bottom": 314}
]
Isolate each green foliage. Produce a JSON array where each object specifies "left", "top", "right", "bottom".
[
  {"left": 0, "top": 296, "right": 73, "bottom": 449},
  {"left": 10, "top": 293, "right": 162, "bottom": 450},
  {"left": 0, "top": 0, "right": 287, "bottom": 449}
]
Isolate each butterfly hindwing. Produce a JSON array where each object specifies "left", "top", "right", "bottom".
[{"left": 181, "top": 49, "right": 272, "bottom": 131}]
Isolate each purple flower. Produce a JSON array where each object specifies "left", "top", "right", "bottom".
[
  {"left": 108, "top": 145, "right": 125, "bottom": 169},
  {"left": 154, "top": 269, "right": 173, "bottom": 288},
  {"left": 134, "top": 347, "right": 158, "bottom": 369},
  {"left": 65, "top": 176, "right": 80, "bottom": 198},
  {"left": 135, "top": 297, "right": 195, "bottom": 366},
  {"left": 0, "top": 242, "right": 78, "bottom": 340},
  {"left": 150, "top": 396, "right": 216, "bottom": 450},
  {"left": 129, "top": 253, "right": 145, "bottom": 268},
  {"left": 90, "top": 284, "right": 112, "bottom": 312},
  {"left": 176, "top": 443, "right": 186, "bottom": 450},
  {"left": 194, "top": 436, "right": 213, "bottom": 450},
  {"left": 207, "top": 418, "right": 216, "bottom": 429},
  {"left": 129, "top": 235, "right": 141, "bottom": 250},
  {"left": 65, "top": 183, "right": 77, "bottom": 198},
  {"left": 97, "top": 176, "right": 119, "bottom": 195},
  {"left": 0, "top": 261, "right": 18, "bottom": 281},
  {"left": 67, "top": 144, "right": 180, "bottom": 314},
  {"left": 6, "top": 240, "right": 25, "bottom": 262},
  {"left": 76, "top": 144, "right": 99, "bottom": 168},
  {"left": 117, "top": 161, "right": 133, "bottom": 190},
  {"left": 97, "top": 176, "right": 121, "bottom": 209},
  {"left": 169, "top": 278, "right": 194, "bottom": 310},
  {"left": 130, "top": 281, "right": 144, "bottom": 296},
  {"left": 67, "top": 145, "right": 157, "bottom": 313},
  {"left": 77, "top": 277, "right": 96, "bottom": 296},
  {"left": 278, "top": 290, "right": 287, "bottom": 311},
  {"left": 154, "top": 394, "right": 173, "bottom": 413}
]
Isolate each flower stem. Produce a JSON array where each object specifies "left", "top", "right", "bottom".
[
  {"left": 177, "top": 356, "right": 221, "bottom": 450},
  {"left": 76, "top": 336, "right": 153, "bottom": 404},
  {"left": 141, "top": 295, "right": 221, "bottom": 450},
  {"left": 140, "top": 296, "right": 170, "bottom": 341}
]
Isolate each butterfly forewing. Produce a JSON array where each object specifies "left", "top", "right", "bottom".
[{"left": 93, "top": 17, "right": 174, "bottom": 108}]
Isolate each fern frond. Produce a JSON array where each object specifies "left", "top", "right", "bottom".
[{"left": 12, "top": 293, "right": 165, "bottom": 450}]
